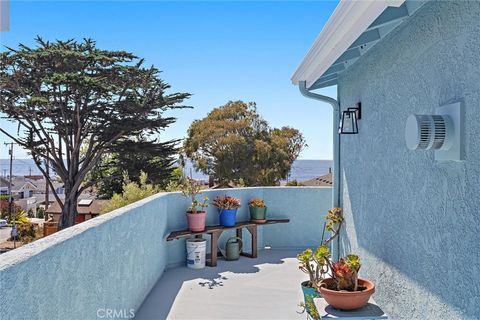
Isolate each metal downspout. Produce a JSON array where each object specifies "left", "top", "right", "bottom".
[
  {"left": 299, "top": 81, "right": 340, "bottom": 207},
  {"left": 299, "top": 81, "right": 341, "bottom": 259}
]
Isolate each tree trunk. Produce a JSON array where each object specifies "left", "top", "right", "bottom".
[{"left": 58, "top": 185, "right": 79, "bottom": 230}]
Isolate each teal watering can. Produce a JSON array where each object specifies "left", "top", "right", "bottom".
[{"left": 218, "top": 237, "right": 243, "bottom": 261}]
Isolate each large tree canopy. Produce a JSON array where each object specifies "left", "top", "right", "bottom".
[
  {"left": 184, "top": 101, "right": 306, "bottom": 186},
  {"left": 88, "top": 135, "right": 180, "bottom": 199},
  {"left": 0, "top": 37, "right": 190, "bottom": 229}
]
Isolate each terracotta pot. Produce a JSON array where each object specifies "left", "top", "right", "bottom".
[
  {"left": 319, "top": 278, "right": 375, "bottom": 310},
  {"left": 186, "top": 211, "right": 206, "bottom": 232}
]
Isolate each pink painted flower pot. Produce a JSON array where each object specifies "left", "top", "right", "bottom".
[{"left": 186, "top": 211, "right": 206, "bottom": 232}]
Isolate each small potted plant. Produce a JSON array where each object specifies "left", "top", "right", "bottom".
[
  {"left": 297, "top": 245, "right": 330, "bottom": 316},
  {"left": 297, "top": 207, "right": 344, "bottom": 316},
  {"left": 319, "top": 254, "right": 375, "bottom": 311},
  {"left": 181, "top": 177, "right": 209, "bottom": 232},
  {"left": 248, "top": 198, "right": 267, "bottom": 223},
  {"left": 212, "top": 195, "right": 241, "bottom": 227}
]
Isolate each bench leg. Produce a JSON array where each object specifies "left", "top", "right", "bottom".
[
  {"left": 240, "top": 225, "right": 257, "bottom": 258},
  {"left": 247, "top": 225, "right": 257, "bottom": 258},
  {"left": 207, "top": 231, "right": 221, "bottom": 267}
]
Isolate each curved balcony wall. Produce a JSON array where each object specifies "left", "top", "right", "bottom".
[{"left": 0, "top": 186, "right": 332, "bottom": 320}]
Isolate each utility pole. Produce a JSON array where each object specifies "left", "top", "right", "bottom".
[
  {"left": 45, "top": 158, "right": 50, "bottom": 212},
  {"left": 5, "top": 142, "right": 16, "bottom": 248}
]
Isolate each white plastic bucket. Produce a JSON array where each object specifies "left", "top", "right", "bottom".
[{"left": 186, "top": 238, "right": 206, "bottom": 269}]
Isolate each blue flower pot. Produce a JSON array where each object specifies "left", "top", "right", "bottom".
[{"left": 219, "top": 208, "right": 237, "bottom": 227}]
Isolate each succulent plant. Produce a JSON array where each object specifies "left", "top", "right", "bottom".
[
  {"left": 248, "top": 198, "right": 265, "bottom": 207},
  {"left": 298, "top": 207, "right": 365, "bottom": 293},
  {"left": 212, "top": 195, "right": 241, "bottom": 209},
  {"left": 297, "top": 245, "right": 331, "bottom": 291},
  {"left": 330, "top": 254, "right": 361, "bottom": 291},
  {"left": 321, "top": 207, "right": 343, "bottom": 246},
  {"left": 325, "top": 207, "right": 343, "bottom": 232}
]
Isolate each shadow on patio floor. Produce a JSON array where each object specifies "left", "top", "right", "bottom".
[{"left": 135, "top": 249, "right": 306, "bottom": 320}]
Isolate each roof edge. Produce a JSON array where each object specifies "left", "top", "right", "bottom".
[{"left": 292, "top": 0, "right": 405, "bottom": 88}]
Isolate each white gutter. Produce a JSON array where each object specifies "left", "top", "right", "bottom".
[{"left": 292, "top": 0, "right": 404, "bottom": 89}]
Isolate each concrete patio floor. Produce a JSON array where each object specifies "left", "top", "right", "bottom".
[{"left": 135, "top": 249, "right": 307, "bottom": 320}]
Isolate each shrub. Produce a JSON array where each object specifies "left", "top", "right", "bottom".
[
  {"left": 101, "top": 171, "right": 159, "bottom": 213},
  {"left": 9, "top": 222, "right": 36, "bottom": 243},
  {"left": 0, "top": 199, "right": 23, "bottom": 220},
  {"left": 37, "top": 207, "right": 45, "bottom": 219},
  {"left": 285, "top": 180, "right": 304, "bottom": 186}
]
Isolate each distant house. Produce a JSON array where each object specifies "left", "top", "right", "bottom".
[
  {"left": 46, "top": 199, "right": 109, "bottom": 224},
  {"left": 10, "top": 177, "right": 37, "bottom": 199},
  {"left": 32, "top": 178, "right": 65, "bottom": 197}
]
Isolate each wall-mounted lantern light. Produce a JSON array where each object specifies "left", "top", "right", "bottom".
[{"left": 339, "top": 102, "right": 361, "bottom": 134}]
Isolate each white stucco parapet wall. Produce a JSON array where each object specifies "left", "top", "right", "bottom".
[{"left": 0, "top": 187, "right": 332, "bottom": 320}]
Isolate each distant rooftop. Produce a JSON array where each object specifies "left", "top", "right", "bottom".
[
  {"left": 46, "top": 199, "right": 108, "bottom": 215},
  {"left": 301, "top": 171, "right": 332, "bottom": 187}
]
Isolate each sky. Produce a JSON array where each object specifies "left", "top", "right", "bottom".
[{"left": 0, "top": 0, "right": 338, "bottom": 160}]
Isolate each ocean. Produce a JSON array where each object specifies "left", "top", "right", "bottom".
[{"left": 0, "top": 159, "right": 333, "bottom": 182}]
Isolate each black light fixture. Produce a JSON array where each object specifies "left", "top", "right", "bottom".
[{"left": 339, "top": 102, "right": 361, "bottom": 134}]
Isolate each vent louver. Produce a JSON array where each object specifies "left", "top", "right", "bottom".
[
  {"left": 432, "top": 115, "right": 446, "bottom": 149},
  {"left": 417, "top": 115, "right": 431, "bottom": 149},
  {"left": 405, "top": 114, "right": 453, "bottom": 151}
]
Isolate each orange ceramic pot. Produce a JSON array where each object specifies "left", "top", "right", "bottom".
[{"left": 319, "top": 278, "right": 375, "bottom": 310}]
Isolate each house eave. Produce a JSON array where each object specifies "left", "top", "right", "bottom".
[{"left": 292, "top": 0, "right": 425, "bottom": 89}]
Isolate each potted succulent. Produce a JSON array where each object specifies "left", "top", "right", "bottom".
[
  {"left": 248, "top": 198, "right": 267, "bottom": 223},
  {"left": 319, "top": 254, "right": 375, "bottom": 311},
  {"left": 297, "top": 208, "right": 375, "bottom": 312},
  {"left": 181, "top": 177, "right": 209, "bottom": 232},
  {"left": 297, "top": 245, "right": 330, "bottom": 316},
  {"left": 212, "top": 195, "right": 241, "bottom": 227},
  {"left": 297, "top": 207, "right": 344, "bottom": 316}
]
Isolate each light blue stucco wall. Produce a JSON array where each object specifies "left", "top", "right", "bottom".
[
  {"left": 337, "top": 1, "right": 480, "bottom": 319},
  {"left": 0, "top": 187, "right": 331, "bottom": 320}
]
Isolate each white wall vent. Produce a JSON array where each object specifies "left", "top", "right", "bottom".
[
  {"left": 405, "top": 102, "right": 463, "bottom": 161},
  {"left": 405, "top": 114, "right": 453, "bottom": 150}
]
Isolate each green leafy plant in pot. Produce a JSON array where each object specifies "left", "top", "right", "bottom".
[
  {"left": 248, "top": 198, "right": 267, "bottom": 223},
  {"left": 181, "top": 177, "right": 208, "bottom": 232}
]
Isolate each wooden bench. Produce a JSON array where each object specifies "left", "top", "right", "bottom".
[{"left": 166, "top": 219, "right": 289, "bottom": 267}]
